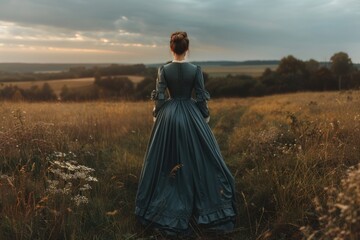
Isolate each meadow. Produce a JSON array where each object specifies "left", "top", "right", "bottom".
[
  {"left": 202, "top": 65, "right": 277, "bottom": 77},
  {"left": 0, "top": 75, "right": 145, "bottom": 96},
  {"left": 0, "top": 64, "right": 275, "bottom": 97},
  {"left": 0, "top": 90, "right": 360, "bottom": 239}
]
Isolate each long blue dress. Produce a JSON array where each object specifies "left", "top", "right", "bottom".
[{"left": 135, "top": 61, "right": 237, "bottom": 235}]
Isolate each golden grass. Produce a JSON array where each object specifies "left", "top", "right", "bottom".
[
  {"left": 0, "top": 90, "right": 359, "bottom": 239},
  {"left": 202, "top": 64, "right": 277, "bottom": 77},
  {"left": 0, "top": 75, "right": 145, "bottom": 95}
]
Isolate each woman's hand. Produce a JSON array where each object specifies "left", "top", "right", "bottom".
[{"left": 205, "top": 116, "right": 210, "bottom": 123}]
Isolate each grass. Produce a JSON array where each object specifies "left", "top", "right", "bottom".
[
  {"left": 202, "top": 64, "right": 277, "bottom": 77},
  {"left": 0, "top": 75, "right": 145, "bottom": 96},
  {"left": 0, "top": 90, "right": 360, "bottom": 239}
]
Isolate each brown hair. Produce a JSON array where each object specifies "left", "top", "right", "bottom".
[{"left": 170, "top": 31, "right": 189, "bottom": 55}]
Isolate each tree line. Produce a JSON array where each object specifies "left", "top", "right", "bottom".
[
  {"left": 0, "top": 52, "right": 359, "bottom": 101},
  {"left": 205, "top": 52, "right": 359, "bottom": 98},
  {"left": 0, "top": 64, "right": 148, "bottom": 82},
  {"left": 0, "top": 63, "right": 155, "bottom": 101}
]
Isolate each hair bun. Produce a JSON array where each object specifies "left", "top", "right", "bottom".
[
  {"left": 170, "top": 31, "right": 189, "bottom": 55},
  {"left": 172, "top": 32, "right": 186, "bottom": 42}
]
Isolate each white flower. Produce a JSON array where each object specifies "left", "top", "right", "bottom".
[
  {"left": 53, "top": 151, "right": 66, "bottom": 158},
  {"left": 85, "top": 176, "right": 98, "bottom": 182},
  {"left": 72, "top": 194, "right": 89, "bottom": 206},
  {"left": 79, "top": 184, "right": 92, "bottom": 191}
]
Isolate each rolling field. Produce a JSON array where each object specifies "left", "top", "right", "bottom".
[
  {"left": 202, "top": 64, "right": 277, "bottom": 77},
  {"left": 0, "top": 75, "right": 145, "bottom": 95},
  {"left": 1, "top": 90, "right": 360, "bottom": 239},
  {"left": 0, "top": 64, "right": 276, "bottom": 96}
]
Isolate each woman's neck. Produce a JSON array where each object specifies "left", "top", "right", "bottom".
[{"left": 173, "top": 53, "right": 186, "bottom": 61}]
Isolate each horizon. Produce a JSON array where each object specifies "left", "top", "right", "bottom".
[
  {"left": 0, "top": 59, "right": 282, "bottom": 64},
  {"left": 0, "top": 58, "right": 359, "bottom": 65},
  {"left": 0, "top": 0, "right": 359, "bottom": 63}
]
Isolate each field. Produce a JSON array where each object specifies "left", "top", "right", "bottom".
[
  {"left": 0, "top": 65, "right": 275, "bottom": 101},
  {"left": 0, "top": 75, "right": 145, "bottom": 95},
  {"left": 1, "top": 90, "right": 360, "bottom": 239},
  {"left": 202, "top": 64, "right": 277, "bottom": 77}
]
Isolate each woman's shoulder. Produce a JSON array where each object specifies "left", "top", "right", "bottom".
[
  {"left": 163, "top": 61, "right": 198, "bottom": 70},
  {"left": 160, "top": 62, "right": 200, "bottom": 78}
]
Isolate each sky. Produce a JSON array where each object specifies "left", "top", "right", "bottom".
[{"left": 0, "top": 0, "right": 359, "bottom": 64}]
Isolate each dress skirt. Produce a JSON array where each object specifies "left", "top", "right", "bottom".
[{"left": 135, "top": 98, "right": 237, "bottom": 235}]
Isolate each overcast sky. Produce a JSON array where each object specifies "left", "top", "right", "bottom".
[{"left": 0, "top": 0, "right": 359, "bottom": 63}]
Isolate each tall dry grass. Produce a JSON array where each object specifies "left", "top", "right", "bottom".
[
  {"left": 0, "top": 91, "right": 360, "bottom": 239},
  {"left": 0, "top": 101, "right": 152, "bottom": 239}
]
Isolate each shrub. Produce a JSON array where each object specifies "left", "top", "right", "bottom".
[
  {"left": 302, "top": 163, "right": 360, "bottom": 240},
  {"left": 95, "top": 76, "right": 135, "bottom": 99}
]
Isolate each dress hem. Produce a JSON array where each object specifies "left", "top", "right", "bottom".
[{"left": 135, "top": 204, "right": 236, "bottom": 232}]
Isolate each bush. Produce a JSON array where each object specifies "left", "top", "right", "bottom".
[
  {"left": 60, "top": 84, "right": 99, "bottom": 101},
  {"left": 135, "top": 77, "right": 155, "bottom": 100},
  {"left": 302, "top": 163, "right": 360, "bottom": 239},
  {"left": 95, "top": 76, "right": 135, "bottom": 99},
  {"left": 0, "top": 84, "right": 57, "bottom": 101},
  {"left": 206, "top": 75, "right": 257, "bottom": 98}
]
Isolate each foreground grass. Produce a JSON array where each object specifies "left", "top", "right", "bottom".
[{"left": 0, "top": 90, "right": 359, "bottom": 239}]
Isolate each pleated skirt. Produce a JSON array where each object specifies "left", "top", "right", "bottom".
[{"left": 135, "top": 98, "right": 237, "bottom": 235}]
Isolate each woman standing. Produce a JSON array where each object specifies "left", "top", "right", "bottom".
[{"left": 135, "top": 31, "right": 237, "bottom": 236}]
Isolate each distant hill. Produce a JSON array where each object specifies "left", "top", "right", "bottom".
[
  {"left": 0, "top": 61, "right": 280, "bottom": 73},
  {"left": 1, "top": 61, "right": 358, "bottom": 73},
  {"left": 0, "top": 63, "right": 112, "bottom": 73},
  {"left": 146, "top": 60, "right": 280, "bottom": 68},
  {"left": 193, "top": 60, "right": 280, "bottom": 66},
  {"left": 147, "top": 60, "right": 360, "bottom": 69}
]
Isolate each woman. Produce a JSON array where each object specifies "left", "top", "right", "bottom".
[{"left": 135, "top": 31, "right": 237, "bottom": 236}]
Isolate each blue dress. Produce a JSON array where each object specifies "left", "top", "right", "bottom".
[{"left": 135, "top": 61, "right": 237, "bottom": 235}]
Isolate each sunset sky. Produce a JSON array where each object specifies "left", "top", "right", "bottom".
[{"left": 0, "top": 0, "right": 359, "bottom": 63}]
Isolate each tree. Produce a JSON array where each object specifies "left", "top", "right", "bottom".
[
  {"left": 94, "top": 71, "right": 102, "bottom": 83},
  {"left": 135, "top": 77, "right": 155, "bottom": 100},
  {"left": 0, "top": 85, "right": 18, "bottom": 100},
  {"left": 314, "top": 67, "right": 337, "bottom": 91},
  {"left": 94, "top": 76, "right": 135, "bottom": 99},
  {"left": 60, "top": 84, "right": 70, "bottom": 100},
  {"left": 262, "top": 67, "right": 273, "bottom": 78},
  {"left": 276, "top": 55, "right": 307, "bottom": 92},
  {"left": 305, "top": 59, "right": 320, "bottom": 73},
  {"left": 303, "top": 59, "right": 320, "bottom": 90},
  {"left": 12, "top": 89, "right": 24, "bottom": 101},
  {"left": 277, "top": 55, "right": 306, "bottom": 75},
  {"left": 330, "top": 52, "right": 353, "bottom": 90},
  {"left": 40, "top": 83, "right": 57, "bottom": 101}
]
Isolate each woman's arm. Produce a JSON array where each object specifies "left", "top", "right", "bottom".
[
  {"left": 194, "top": 66, "right": 210, "bottom": 121},
  {"left": 151, "top": 66, "right": 167, "bottom": 118}
]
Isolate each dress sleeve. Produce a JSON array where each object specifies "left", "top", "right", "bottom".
[
  {"left": 150, "top": 66, "right": 167, "bottom": 117},
  {"left": 194, "top": 66, "right": 210, "bottom": 118}
]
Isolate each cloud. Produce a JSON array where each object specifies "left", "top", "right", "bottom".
[{"left": 0, "top": 0, "right": 359, "bottom": 62}]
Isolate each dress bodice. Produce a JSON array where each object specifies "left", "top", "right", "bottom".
[
  {"left": 151, "top": 61, "right": 210, "bottom": 118},
  {"left": 162, "top": 62, "right": 198, "bottom": 99}
]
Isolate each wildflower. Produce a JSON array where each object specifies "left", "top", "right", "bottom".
[
  {"left": 74, "top": 171, "right": 87, "bottom": 179},
  {"left": 85, "top": 176, "right": 98, "bottom": 182},
  {"left": 106, "top": 210, "right": 119, "bottom": 216},
  {"left": 79, "top": 184, "right": 92, "bottom": 191},
  {"left": 65, "top": 162, "right": 80, "bottom": 171},
  {"left": 53, "top": 151, "right": 66, "bottom": 158},
  {"left": 46, "top": 151, "right": 98, "bottom": 206},
  {"left": 306, "top": 163, "right": 360, "bottom": 239},
  {"left": 72, "top": 194, "right": 89, "bottom": 206}
]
